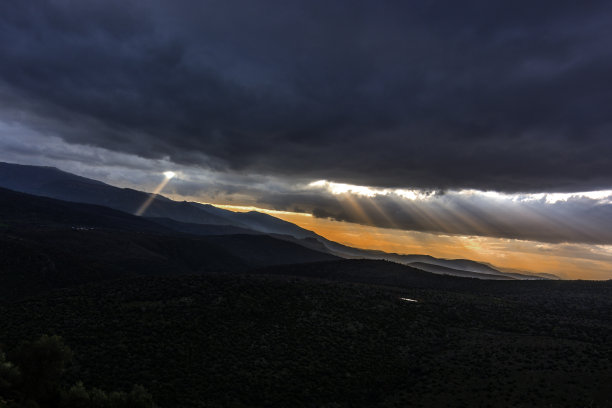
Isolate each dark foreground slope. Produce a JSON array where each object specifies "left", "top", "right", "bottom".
[{"left": 1, "top": 273, "right": 610, "bottom": 408}]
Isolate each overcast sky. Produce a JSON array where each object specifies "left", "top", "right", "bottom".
[{"left": 1, "top": 0, "right": 612, "bottom": 271}]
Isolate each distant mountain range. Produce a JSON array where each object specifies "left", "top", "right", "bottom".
[{"left": 0, "top": 161, "right": 557, "bottom": 281}]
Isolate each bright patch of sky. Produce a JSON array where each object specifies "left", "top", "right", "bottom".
[
  {"left": 309, "top": 180, "right": 612, "bottom": 204},
  {"left": 308, "top": 180, "right": 436, "bottom": 200}
]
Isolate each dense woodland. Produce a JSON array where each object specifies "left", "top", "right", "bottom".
[{"left": 1, "top": 272, "right": 611, "bottom": 407}]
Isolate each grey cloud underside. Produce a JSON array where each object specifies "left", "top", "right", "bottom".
[{"left": 2, "top": 0, "right": 612, "bottom": 191}]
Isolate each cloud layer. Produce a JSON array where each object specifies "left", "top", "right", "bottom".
[{"left": 2, "top": 0, "right": 612, "bottom": 192}]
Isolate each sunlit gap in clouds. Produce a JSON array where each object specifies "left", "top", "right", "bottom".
[
  {"left": 308, "top": 180, "right": 612, "bottom": 204},
  {"left": 135, "top": 171, "right": 176, "bottom": 216},
  {"left": 308, "top": 180, "right": 434, "bottom": 200}
]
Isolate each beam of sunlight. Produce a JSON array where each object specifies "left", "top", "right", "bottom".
[
  {"left": 135, "top": 171, "right": 175, "bottom": 216},
  {"left": 340, "top": 193, "right": 376, "bottom": 226},
  {"left": 366, "top": 196, "right": 399, "bottom": 229}
]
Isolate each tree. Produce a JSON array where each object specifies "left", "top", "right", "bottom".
[
  {"left": 0, "top": 335, "right": 156, "bottom": 408},
  {"left": 0, "top": 349, "right": 21, "bottom": 404},
  {"left": 14, "top": 335, "right": 73, "bottom": 404}
]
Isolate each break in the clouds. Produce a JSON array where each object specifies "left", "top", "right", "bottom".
[{"left": 1, "top": 0, "right": 612, "bottom": 192}]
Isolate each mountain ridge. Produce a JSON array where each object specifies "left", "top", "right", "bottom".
[{"left": 0, "top": 161, "right": 556, "bottom": 280}]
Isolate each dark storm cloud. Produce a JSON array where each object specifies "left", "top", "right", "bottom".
[{"left": 1, "top": 0, "right": 612, "bottom": 191}]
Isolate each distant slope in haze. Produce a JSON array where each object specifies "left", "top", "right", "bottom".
[
  {"left": 148, "top": 217, "right": 262, "bottom": 236},
  {"left": 231, "top": 211, "right": 318, "bottom": 239},
  {"left": 320, "top": 239, "right": 553, "bottom": 280},
  {"left": 407, "top": 262, "right": 515, "bottom": 280}
]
